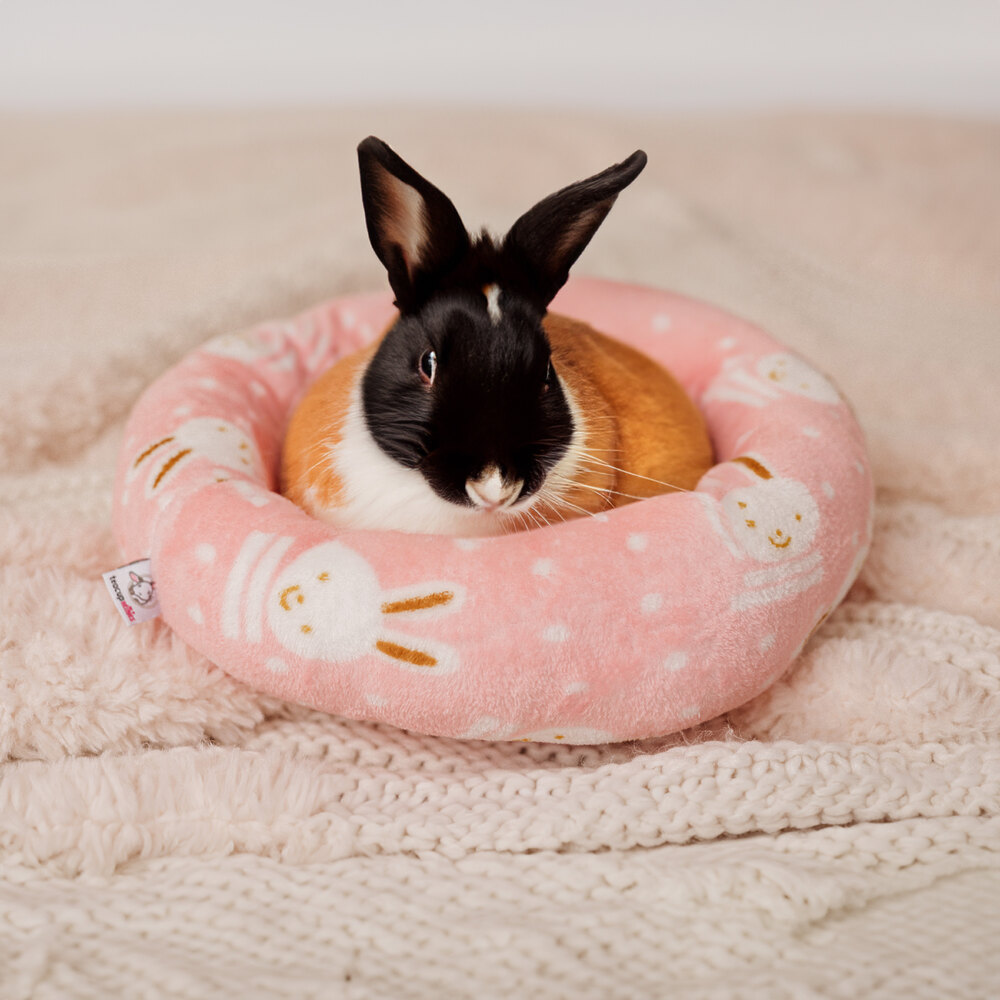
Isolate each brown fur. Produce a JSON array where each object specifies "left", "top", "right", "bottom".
[
  {"left": 280, "top": 343, "right": 377, "bottom": 512},
  {"left": 281, "top": 314, "right": 714, "bottom": 530},
  {"left": 537, "top": 314, "right": 714, "bottom": 522}
]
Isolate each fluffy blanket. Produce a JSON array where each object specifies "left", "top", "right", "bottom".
[{"left": 2, "top": 108, "right": 999, "bottom": 998}]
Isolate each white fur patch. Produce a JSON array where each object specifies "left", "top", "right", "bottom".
[
  {"left": 484, "top": 284, "right": 502, "bottom": 323},
  {"left": 467, "top": 466, "right": 504, "bottom": 506},
  {"left": 466, "top": 466, "right": 521, "bottom": 510},
  {"left": 530, "top": 373, "right": 587, "bottom": 513},
  {"left": 317, "top": 378, "right": 506, "bottom": 536},
  {"left": 303, "top": 364, "right": 584, "bottom": 536}
]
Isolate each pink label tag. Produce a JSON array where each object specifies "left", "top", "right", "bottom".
[{"left": 102, "top": 558, "right": 161, "bottom": 625}]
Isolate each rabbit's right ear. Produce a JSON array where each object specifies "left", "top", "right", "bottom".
[
  {"left": 358, "top": 137, "right": 471, "bottom": 313},
  {"left": 502, "top": 150, "right": 647, "bottom": 309}
]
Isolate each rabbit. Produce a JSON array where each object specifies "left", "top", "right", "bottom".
[
  {"left": 127, "top": 570, "right": 155, "bottom": 606},
  {"left": 280, "top": 137, "right": 714, "bottom": 537}
]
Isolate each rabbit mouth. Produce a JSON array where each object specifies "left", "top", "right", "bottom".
[
  {"left": 465, "top": 467, "right": 524, "bottom": 512},
  {"left": 768, "top": 534, "right": 792, "bottom": 548}
]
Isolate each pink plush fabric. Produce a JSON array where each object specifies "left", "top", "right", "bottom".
[{"left": 112, "top": 277, "right": 873, "bottom": 743}]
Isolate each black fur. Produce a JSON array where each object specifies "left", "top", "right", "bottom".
[
  {"left": 362, "top": 291, "right": 571, "bottom": 507},
  {"left": 357, "top": 137, "right": 471, "bottom": 314},
  {"left": 503, "top": 149, "right": 647, "bottom": 309},
  {"left": 357, "top": 137, "right": 646, "bottom": 509}
]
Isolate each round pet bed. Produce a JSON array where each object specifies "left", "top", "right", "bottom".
[{"left": 113, "top": 277, "right": 874, "bottom": 743}]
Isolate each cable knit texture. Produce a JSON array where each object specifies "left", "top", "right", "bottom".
[{"left": 1, "top": 109, "right": 999, "bottom": 998}]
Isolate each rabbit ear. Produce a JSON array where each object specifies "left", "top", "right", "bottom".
[
  {"left": 129, "top": 571, "right": 139, "bottom": 581},
  {"left": 503, "top": 150, "right": 647, "bottom": 309},
  {"left": 358, "top": 137, "right": 471, "bottom": 313}
]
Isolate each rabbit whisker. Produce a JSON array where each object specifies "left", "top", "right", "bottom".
[
  {"left": 536, "top": 484, "right": 604, "bottom": 520},
  {"left": 577, "top": 453, "right": 693, "bottom": 494},
  {"left": 547, "top": 473, "right": 659, "bottom": 505},
  {"left": 517, "top": 505, "right": 539, "bottom": 530},
  {"left": 529, "top": 502, "right": 553, "bottom": 529},
  {"left": 301, "top": 449, "right": 336, "bottom": 481},
  {"left": 554, "top": 497, "right": 603, "bottom": 519}
]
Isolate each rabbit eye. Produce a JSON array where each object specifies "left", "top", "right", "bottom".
[{"left": 419, "top": 350, "right": 437, "bottom": 385}]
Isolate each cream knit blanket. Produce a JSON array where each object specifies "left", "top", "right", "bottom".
[{"left": 2, "top": 109, "right": 999, "bottom": 999}]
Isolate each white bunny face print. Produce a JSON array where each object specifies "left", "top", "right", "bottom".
[
  {"left": 130, "top": 418, "right": 262, "bottom": 498},
  {"left": 721, "top": 475, "right": 819, "bottom": 563},
  {"left": 266, "top": 541, "right": 462, "bottom": 672},
  {"left": 202, "top": 327, "right": 297, "bottom": 369},
  {"left": 703, "top": 352, "right": 841, "bottom": 409},
  {"left": 202, "top": 321, "right": 336, "bottom": 377},
  {"left": 202, "top": 330, "right": 274, "bottom": 363},
  {"left": 702, "top": 456, "right": 825, "bottom": 611},
  {"left": 756, "top": 353, "right": 841, "bottom": 404}
]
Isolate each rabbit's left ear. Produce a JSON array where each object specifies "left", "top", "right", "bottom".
[
  {"left": 503, "top": 150, "right": 647, "bottom": 309},
  {"left": 129, "top": 571, "right": 140, "bottom": 581},
  {"left": 358, "top": 137, "right": 471, "bottom": 313}
]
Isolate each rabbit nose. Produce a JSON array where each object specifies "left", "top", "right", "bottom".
[{"left": 466, "top": 467, "right": 522, "bottom": 510}]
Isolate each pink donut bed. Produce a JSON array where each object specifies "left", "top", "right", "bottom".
[{"left": 113, "top": 277, "right": 873, "bottom": 744}]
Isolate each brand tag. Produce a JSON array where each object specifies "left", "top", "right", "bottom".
[{"left": 102, "top": 558, "right": 161, "bottom": 625}]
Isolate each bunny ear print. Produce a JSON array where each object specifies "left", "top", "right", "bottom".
[
  {"left": 357, "top": 136, "right": 471, "bottom": 313},
  {"left": 733, "top": 456, "right": 774, "bottom": 480},
  {"left": 502, "top": 150, "right": 647, "bottom": 309},
  {"left": 129, "top": 571, "right": 140, "bottom": 582}
]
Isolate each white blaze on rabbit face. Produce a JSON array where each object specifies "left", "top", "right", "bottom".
[
  {"left": 466, "top": 465, "right": 522, "bottom": 510},
  {"left": 483, "top": 284, "right": 502, "bottom": 324}
]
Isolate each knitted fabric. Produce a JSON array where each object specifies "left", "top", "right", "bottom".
[{"left": 2, "top": 109, "right": 998, "bottom": 998}]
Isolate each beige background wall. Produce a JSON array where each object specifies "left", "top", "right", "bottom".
[{"left": 2, "top": 0, "right": 999, "bottom": 115}]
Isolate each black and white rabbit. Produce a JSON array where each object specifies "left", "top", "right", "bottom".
[{"left": 281, "top": 137, "right": 713, "bottom": 536}]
